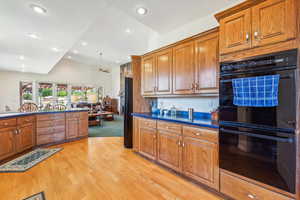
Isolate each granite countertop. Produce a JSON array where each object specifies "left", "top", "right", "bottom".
[
  {"left": 132, "top": 112, "right": 219, "bottom": 129},
  {"left": 0, "top": 108, "right": 89, "bottom": 119}
]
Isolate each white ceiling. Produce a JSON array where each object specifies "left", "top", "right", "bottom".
[{"left": 0, "top": 0, "right": 243, "bottom": 74}]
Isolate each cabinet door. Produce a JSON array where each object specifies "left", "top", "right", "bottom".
[
  {"left": 16, "top": 124, "right": 35, "bottom": 152},
  {"left": 141, "top": 55, "right": 156, "bottom": 96},
  {"left": 0, "top": 128, "right": 16, "bottom": 160},
  {"left": 252, "top": 0, "right": 296, "bottom": 47},
  {"left": 66, "top": 119, "right": 79, "bottom": 139},
  {"left": 157, "top": 130, "right": 181, "bottom": 172},
  {"left": 173, "top": 41, "right": 195, "bottom": 94},
  {"left": 133, "top": 117, "right": 140, "bottom": 152},
  {"left": 182, "top": 137, "right": 219, "bottom": 190},
  {"left": 219, "top": 9, "right": 251, "bottom": 54},
  {"left": 156, "top": 48, "right": 173, "bottom": 95},
  {"left": 139, "top": 127, "right": 157, "bottom": 160},
  {"left": 194, "top": 34, "right": 219, "bottom": 94},
  {"left": 78, "top": 119, "right": 88, "bottom": 137}
]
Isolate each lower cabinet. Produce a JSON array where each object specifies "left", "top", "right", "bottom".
[
  {"left": 15, "top": 123, "right": 35, "bottom": 153},
  {"left": 139, "top": 127, "right": 157, "bottom": 160},
  {"left": 66, "top": 112, "right": 89, "bottom": 139},
  {"left": 66, "top": 118, "right": 79, "bottom": 139},
  {"left": 0, "top": 127, "right": 16, "bottom": 160},
  {"left": 79, "top": 112, "right": 88, "bottom": 137},
  {"left": 134, "top": 117, "right": 219, "bottom": 190}
]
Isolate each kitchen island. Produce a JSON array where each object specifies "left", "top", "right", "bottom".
[{"left": 0, "top": 109, "right": 89, "bottom": 162}]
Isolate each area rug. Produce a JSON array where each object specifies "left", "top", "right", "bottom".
[
  {"left": 23, "top": 192, "right": 46, "bottom": 200},
  {"left": 0, "top": 148, "right": 62, "bottom": 173},
  {"left": 89, "top": 115, "right": 124, "bottom": 137}
]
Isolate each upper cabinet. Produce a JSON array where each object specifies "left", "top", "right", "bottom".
[
  {"left": 251, "top": 0, "right": 296, "bottom": 47},
  {"left": 141, "top": 29, "right": 219, "bottom": 97},
  {"left": 156, "top": 48, "right": 173, "bottom": 95},
  {"left": 173, "top": 41, "right": 195, "bottom": 95},
  {"left": 217, "top": 0, "right": 297, "bottom": 55},
  {"left": 141, "top": 55, "right": 156, "bottom": 96},
  {"left": 194, "top": 32, "right": 219, "bottom": 94},
  {"left": 219, "top": 9, "right": 252, "bottom": 54}
]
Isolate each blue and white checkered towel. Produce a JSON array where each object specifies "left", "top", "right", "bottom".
[{"left": 232, "top": 75, "right": 280, "bottom": 107}]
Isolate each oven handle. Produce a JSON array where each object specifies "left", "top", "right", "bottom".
[
  {"left": 220, "top": 75, "right": 292, "bottom": 83},
  {"left": 220, "top": 128, "right": 294, "bottom": 143}
]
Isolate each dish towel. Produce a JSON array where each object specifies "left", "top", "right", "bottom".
[{"left": 232, "top": 74, "right": 280, "bottom": 107}]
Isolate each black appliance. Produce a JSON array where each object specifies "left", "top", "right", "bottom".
[
  {"left": 124, "top": 77, "right": 133, "bottom": 148},
  {"left": 219, "top": 49, "right": 297, "bottom": 193}
]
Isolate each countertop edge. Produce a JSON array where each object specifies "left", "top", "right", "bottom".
[{"left": 132, "top": 113, "right": 219, "bottom": 129}]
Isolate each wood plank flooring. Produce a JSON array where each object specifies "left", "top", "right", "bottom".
[{"left": 0, "top": 137, "right": 223, "bottom": 200}]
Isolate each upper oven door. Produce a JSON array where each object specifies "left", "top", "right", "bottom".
[{"left": 219, "top": 68, "right": 296, "bottom": 131}]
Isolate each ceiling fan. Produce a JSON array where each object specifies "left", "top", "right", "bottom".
[{"left": 98, "top": 52, "right": 110, "bottom": 73}]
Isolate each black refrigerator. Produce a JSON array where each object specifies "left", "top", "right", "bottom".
[{"left": 124, "top": 77, "right": 133, "bottom": 148}]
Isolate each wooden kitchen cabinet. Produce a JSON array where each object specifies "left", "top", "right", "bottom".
[
  {"left": 133, "top": 117, "right": 140, "bottom": 152},
  {"left": 66, "top": 118, "right": 79, "bottom": 139},
  {"left": 251, "top": 0, "right": 296, "bottom": 47},
  {"left": 219, "top": 9, "right": 252, "bottom": 54},
  {"left": 194, "top": 32, "right": 219, "bottom": 94},
  {"left": 139, "top": 118, "right": 157, "bottom": 160},
  {"left": 157, "top": 129, "right": 182, "bottom": 172},
  {"left": 78, "top": 112, "right": 88, "bottom": 137},
  {"left": 0, "top": 127, "right": 16, "bottom": 160},
  {"left": 182, "top": 126, "right": 219, "bottom": 190},
  {"left": 217, "top": 0, "right": 297, "bottom": 55},
  {"left": 15, "top": 123, "right": 35, "bottom": 153},
  {"left": 141, "top": 54, "right": 156, "bottom": 96},
  {"left": 173, "top": 41, "right": 195, "bottom": 94},
  {"left": 156, "top": 48, "right": 173, "bottom": 95}
]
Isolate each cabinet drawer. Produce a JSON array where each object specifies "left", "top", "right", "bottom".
[
  {"left": 37, "top": 113, "right": 65, "bottom": 121},
  {"left": 220, "top": 172, "right": 293, "bottom": 200},
  {"left": 140, "top": 118, "right": 156, "bottom": 129},
  {"left": 157, "top": 121, "right": 182, "bottom": 134},
  {"left": 54, "top": 125, "right": 65, "bottom": 133},
  {"left": 53, "top": 132, "right": 65, "bottom": 142},
  {"left": 37, "top": 127, "right": 54, "bottom": 136},
  {"left": 37, "top": 120, "right": 53, "bottom": 128},
  {"left": 0, "top": 118, "right": 17, "bottom": 128},
  {"left": 66, "top": 112, "right": 80, "bottom": 119},
  {"left": 37, "top": 134, "right": 53, "bottom": 145},
  {"left": 17, "top": 116, "right": 35, "bottom": 126},
  {"left": 183, "top": 126, "right": 218, "bottom": 143}
]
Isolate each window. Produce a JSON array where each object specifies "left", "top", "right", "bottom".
[
  {"left": 20, "top": 81, "right": 33, "bottom": 105},
  {"left": 85, "top": 87, "right": 98, "bottom": 103},
  {"left": 71, "top": 86, "right": 85, "bottom": 103},
  {"left": 57, "top": 84, "right": 68, "bottom": 105},
  {"left": 38, "top": 82, "right": 54, "bottom": 108}
]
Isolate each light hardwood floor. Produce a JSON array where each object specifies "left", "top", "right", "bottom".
[{"left": 0, "top": 137, "right": 223, "bottom": 200}]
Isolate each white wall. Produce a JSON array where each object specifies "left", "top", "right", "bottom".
[
  {"left": 157, "top": 97, "right": 219, "bottom": 113},
  {"left": 0, "top": 58, "right": 112, "bottom": 112}
]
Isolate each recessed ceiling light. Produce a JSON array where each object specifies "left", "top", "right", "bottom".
[
  {"left": 27, "top": 33, "right": 40, "bottom": 39},
  {"left": 30, "top": 4, "right": 47, "bottom": 14},
  {"left": 73, "top": 50, "right": 78, "bottom": 54},
  {"left": 125, "top": 28, "right": 132, "bottom": 34},
  {"left": 136, "top": 7, "right": 147, "bottom": 15},
  {"left": 81, "top": 41, "right": 88, "bottom": 46},
  {"left": 19, "top": 55, "right": 25, "bottom": 60},
  {"left": 51, "top": 47, "right": 61, "bottom": 52}
]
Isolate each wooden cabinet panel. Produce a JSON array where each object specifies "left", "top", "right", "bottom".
[
  {"left": 15, "top": 124, "right": 35, "bottom": 153},
  {"left": 133, "top": 117, "right": 140, "bottom": 152},
  {"left": 220, "top": 172, "right": 292, "bottom": 200},
  {"left": 37, "top": 134, "right": 53, "bottom": 145},
  {"left": 252, "top": 0, "right": 296, "bottom": 47},
  {"left": 139, "top": 118, "right": 157, "bottom": 129},
  {"left": 194, "top": 34, "right": 219, "bottom": 94},
  {"left": 17, "top": 116, "right": 35, "bottom": 126},
  {"left": 0, "top": 118, "right": 17, "bottom": 129},
  {"left": 173, "top": 41, "right": 195, "bottom": 94},
  {"left": 219, "top": 8, "right": 251, "bottom": 54},
  {"left": 0, "top": 128, "right": 16, "bottom": 160},
  {"left": 78, "top": 119, "right": 88, "bottom": 137},
  {"left": 66, "top": 119, "right": 79, "bottom": 139},
  {"left": 141, "top": 55, "right": 156, "bottom": 96},
  {"left": 183, "top": 126, "right": 218, "bottom": 144},
  {"left": 157, "top": 130, "right": 181, "bottom": 171},
  {"left": 182, "top": 136, "right": 219, "bottom": 190},
  {"left": 139, "top": 127, "right": 157, "bottom": 160},
  {"left": 156, "top": 48, "right": 173, "bottom": 94},
  {"left": 157, "top": 121, "right": 182, "bottom": 135}
]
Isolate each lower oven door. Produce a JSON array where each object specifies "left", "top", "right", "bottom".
[{"left": 219, "top": 126, "right": 296, "bottom": 193}]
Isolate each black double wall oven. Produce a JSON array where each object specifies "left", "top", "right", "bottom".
[{"left": 219, "top": 49, "right": 298, "bottom": 194}]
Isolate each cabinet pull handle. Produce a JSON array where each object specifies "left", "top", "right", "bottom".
[
  {"left": 195, "top": 133, "right": 201, "bottom": 136},
  {"left": 14, "top": 129, "right": 18, "bottom": 135},
  {"left": 182, "top": 142, "right": 185, "bottom": 147},
  {"left": 246, "top": 33, "right": 250, "bottom": 42},
  {"left": 191, "top": 83, "right": 195, "bottom": 90},
  {"left": 4, "top": 122, "right": 8, "bottom": 126},
  {"left": 247, "top": 194, "right": 256, "bottom": 199},
  {"left": 254, "top": 31, "right": 259, "bottom": 40},
  {"left": 177, "top": 140, "right": 181, "bottom": 146}
]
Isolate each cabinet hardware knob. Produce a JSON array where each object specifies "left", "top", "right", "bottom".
[
  {"left": 195, "top": 133, "right": 200, "bottom": 136},
  {"left": 4, "top": 122, "right": 8, "bottom": 126},
  {"left": 178, "top": 140, "right": 181, "bottom": 146},
  {"left": 182, "top": 142, "right": 185, "bottom": 147},
  {"left": 14, "top": 129, "right": 18, "bottom": 134},
  {"left": 246, "top": 33, "right": 250, "bottom": 42},
  {"left": 247, "top": 194, "right": 255, "bottom": 199},
  {"left": 254, "top": 31, "right": 259, "bottom": 40}
]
